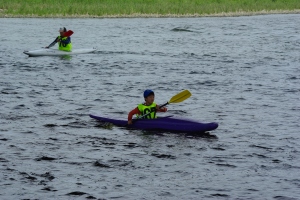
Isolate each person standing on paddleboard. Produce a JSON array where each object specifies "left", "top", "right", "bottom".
[
  {"left": 128, "top": 90, "right": 167, "bottom": 125},
  {"left": 45, "top": 27, "right": 72, "bottom": 51}
]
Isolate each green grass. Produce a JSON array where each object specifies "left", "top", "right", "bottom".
[{"left": 1, "top": 0, "right": 300, "bottom": 17}]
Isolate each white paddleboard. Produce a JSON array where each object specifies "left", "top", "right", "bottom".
[{"left": 23, "top": 48, "right": 96, "bottom": 57}]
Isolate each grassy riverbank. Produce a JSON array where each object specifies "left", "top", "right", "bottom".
[{"left": 1, "top": 0, "right": 300, "bottom": 18}]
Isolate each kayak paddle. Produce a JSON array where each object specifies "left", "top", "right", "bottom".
[
  {"left": 45, "top": 30, "right": 74, "bottom": 48},
  {"left": 138, "top": 89, "right": 192, "bottom": 119},
  {"left": 64, "top": 30, "right": 74, "bottom": 37}
]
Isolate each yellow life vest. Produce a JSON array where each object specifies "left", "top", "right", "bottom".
[
  {"left": 137, "top": 103, "right": 157, "bottom": 119},
  {"left": 58, "top": 36, "right": 72, "bottom": 52}
]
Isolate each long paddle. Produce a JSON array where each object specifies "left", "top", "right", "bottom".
[
  {"left": 64, "top": 30, "right": 74, "bottom": 37},
  {"left": 137, "top": 89, "right": 191, "bottom": 119}
]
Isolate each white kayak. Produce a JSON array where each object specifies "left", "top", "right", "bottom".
[{"left": 23, "top": 48, "right": 96, "bottom": 57}]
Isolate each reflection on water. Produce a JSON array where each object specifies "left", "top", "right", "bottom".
[
  {"left": 0, "top": 15, "right": 300, "bottom": 199},
  {"left": 60, "top": 55, "right": 72, "bottom": 60}
]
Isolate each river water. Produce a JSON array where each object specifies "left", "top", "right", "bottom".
[{"left": 0, "top": 14, "right": 300, "bottom": 199}]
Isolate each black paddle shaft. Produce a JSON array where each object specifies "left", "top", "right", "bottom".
[{"left": 159, "top": 102, "right": 169, "bottom": 109}]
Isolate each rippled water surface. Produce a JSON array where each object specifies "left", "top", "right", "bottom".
[{"left": 1, "top": 15, "right": 300, "bottom": 199}]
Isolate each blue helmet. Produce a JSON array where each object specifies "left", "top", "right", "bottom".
[{"left": 143, "top": 89, "right": 154, "bottom": 98}]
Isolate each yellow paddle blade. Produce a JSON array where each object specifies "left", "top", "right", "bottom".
[{"left": 169, "top": 90, "right": 191, "bottom": 104}]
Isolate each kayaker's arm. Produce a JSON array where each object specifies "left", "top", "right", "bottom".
[
  {"left": 46, "top": 37, "right": 59, "bottom": 48},
  {"left": 128, "top": 107, "right": 141, "bottom": 125},
  {"left": 156, "top": 105, "right": 168, "bottom": 112}
]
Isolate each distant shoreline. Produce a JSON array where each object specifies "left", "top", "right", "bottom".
[
  {"left": 1, "top": 0, "right": 300, "bottom": 19},
  {"left": 1, "top": 10, "right": 300, "bottom": 18}
]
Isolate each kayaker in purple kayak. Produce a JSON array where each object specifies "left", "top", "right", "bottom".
[{"left": 128, "top": 90, "right": 168, "bottom": 125}]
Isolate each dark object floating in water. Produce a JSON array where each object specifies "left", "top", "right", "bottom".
[
  {"left": 35, "top": 156, "right": 56, "bottom": 161},
  {"left": 171, "top": 27, "right": 193, "bottom": 32},
  {"left": 66, "top": 191, "right": 87, "bottom": 196}
]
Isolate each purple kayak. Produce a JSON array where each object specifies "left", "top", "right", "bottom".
[{"left": 89, "top": 114, "right": 218, "bottom": 133}]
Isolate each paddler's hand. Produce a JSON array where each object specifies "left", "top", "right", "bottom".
[
  {"left": 128, "top": 120, "right": 132, "bottom": 125},
  {"left": 157, "top": 107, "right": 167, "bottom": 112}
]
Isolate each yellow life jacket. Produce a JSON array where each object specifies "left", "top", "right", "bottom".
[
  {"left": 58, "top": 36, "right": 72, "bottom": 52},
  {"left": 137, "top": 103, "right": 157, "bottom": 119}
]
